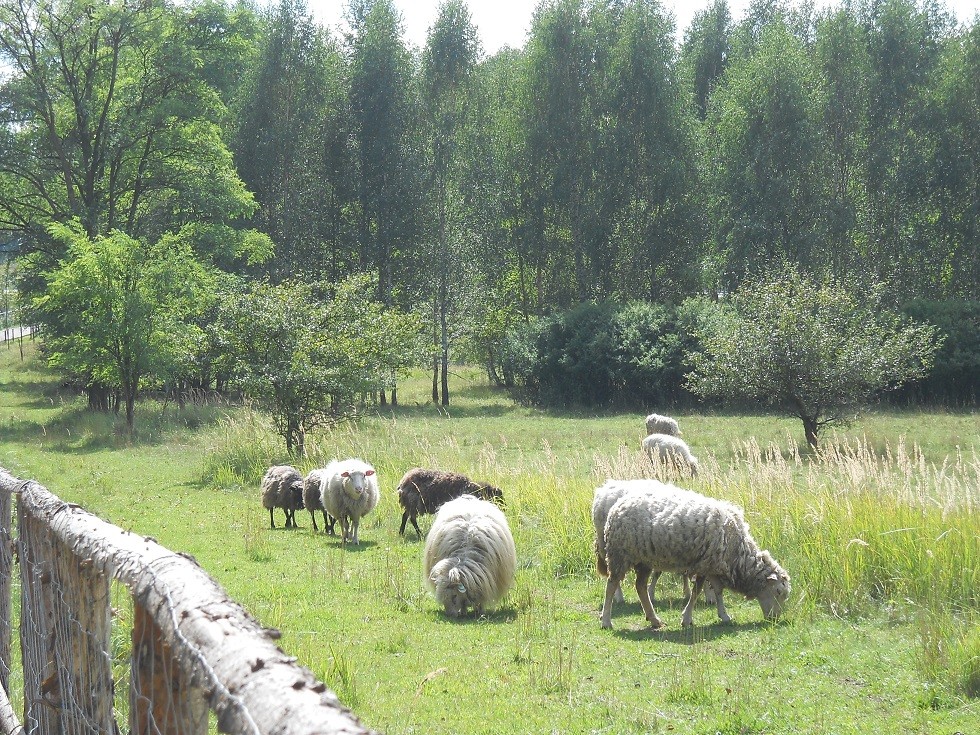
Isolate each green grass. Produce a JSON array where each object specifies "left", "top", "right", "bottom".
[{"left": 1, "top": 342, "right": 979, "bottom": 734}]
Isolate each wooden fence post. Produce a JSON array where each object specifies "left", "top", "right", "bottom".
[
  {"left": 131, "top": 601, "right": 208, "bottom": 735},
  {"left": 0, "top": 486, "right": 11, "bottom": 693}
]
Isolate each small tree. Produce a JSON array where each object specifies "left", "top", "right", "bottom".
[
  {"left": 221, "top": 274, "right": 425, "bottom": 455},
  {"left": 34, "top": 223, "right": 208, "bottom": 432},
  {"left": 685, "top": 268, "right": 943, "bottom": 447}
]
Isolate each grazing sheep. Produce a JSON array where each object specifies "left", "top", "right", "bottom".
[
  {"left": 303, "top": 469, "right": 337, "bottom": 534},
  {"left": 397, "top": 467, "right": 504, "bottom": 538},
  {"left": 423, "top": 494, "right": 517, "bottom": 618},
  {"left": 599, "top": 482, "right": 790, "bottom": 629},
  {"left": 644, "top": 413, "right": 680, "bottom": 437},
  {"left": 261, "top": 465, "right": 305, "bottom": 529},
  {"left": 642, "top": 433, "right": 699, "bottom": 476},
  {"left": 319, "top": 459, "right": 379, "bottom": 545},
  {"left": 592, "top": 479, "right": 697, "bottom": 606}
]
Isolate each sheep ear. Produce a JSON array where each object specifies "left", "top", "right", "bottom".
[
  {"left": 365, "top": 470, "right": 375, "bottom": 477},
  {"left": 341, "top": 472, "right": 350, "bottom": 478},
  {"left": 457, "top": 584, "right": 466, "bottom": 594}
]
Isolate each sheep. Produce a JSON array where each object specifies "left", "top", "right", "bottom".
[
  {"left": 592, "top": 479, "right": 702, "bottom": 606},
  {"left": 423, "top": 494, "right": 517, "bottom": 618},
  {"left": 397, "top": 467, "right": 504, "bottom": 538},
  {"left": 260, "top": 465, "right": 305, "bottom": 529},
  {"left": 644, "top": 413, "right": 680, "bottom": 437},
  {"left": 599, "top": 482, "right": 791, "bottom": 630},
  {"left": 642, "top": 433, "right": 699, "bottom": 476},
  {"left": 303, "top": 468, "right": 337, "bottom": 535},
  {"left": 319, "top": 458, "right": 379, "bottom": 545}
]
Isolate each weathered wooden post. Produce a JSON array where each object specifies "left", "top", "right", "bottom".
[
  {"left": 0, "top": 484, "right": 11, "bottom": 693},
  {"left": 131, "top": 601, "right": 208, "bottom": 735}
]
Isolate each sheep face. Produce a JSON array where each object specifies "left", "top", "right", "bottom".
[
  {"left": 341, "top": 469, "right": 375, "bottom": 499},
  {"left": 431, "top": 561, "right": 472, "bottom": 617},
  {"left": 289, "top": 481, "right": 305, "bottom": 510},
  {"left": 756, "top": 569, "right": 791, "bottom": 620}
]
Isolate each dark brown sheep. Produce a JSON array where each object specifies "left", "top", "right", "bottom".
[
  {"left": 260, "top": 465, "right": 305, "bottom": 529},
  {"left": 396, "top": 467, "right": 504, "bottom": 538}
]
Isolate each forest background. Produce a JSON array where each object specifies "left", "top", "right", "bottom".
[{"left": 1, "top": 0, "right": 978, "bottom": 438}]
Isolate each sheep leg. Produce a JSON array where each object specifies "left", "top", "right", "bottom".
[
  {"left": 325, "top": 513, "right": 336, "bottom": 535},
  {"left": 351, "top": 517, "right": 360, "bottom": 545},
  {"left": 613, "top": 582, "right": 625, "bottom": 604},
  {"left": 636, "top": 565, "right": 664, "bottom": 629},
  {"left": 682, "top": 574, "right": 691, "bottom": 604},
  {"left": 600, "top": 576, "right": 621, "bottom": 629},
  {"left": 410, "top": 515, "right": 422, "bottom": 538},
  {"left": 709, "top": 579, "right": 731, "bottom": 623},
  {"left": 340, "top": 516, "right": 351, "bottom": 544},
  {"left": 309, "top": 510, "right": 319, "bottom": 532},
  {"left": 647, "top": 571, "right": 663, "bottom": 606},
  {"left": 399, "top": 511, "right": 409, "bottom": 535},
  {"left": 269, "top": 508, "right": 275, "bottom": 529},
  {"left": 681, "top": 576, "right": 706, "bottom": 627}
]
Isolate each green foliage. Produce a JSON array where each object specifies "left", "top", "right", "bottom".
[
  {"left": 898, "top": 299, "right": 980, "bottom": 404},
  {"left": 218, "top": 273, "right": 426, "bottom": 454},
  {"left": 503, "top": 300, "right": 716, "bottom": 409},
  {"left": 686, "top": 268, "right": 944, "bottom": 446},
  {"left": 32, "top": 222, "right": 210, "bottom": 430}
]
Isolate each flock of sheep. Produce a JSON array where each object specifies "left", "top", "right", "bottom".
[{"left": 259, "top": 412, "right": 791, "bottom": 628}]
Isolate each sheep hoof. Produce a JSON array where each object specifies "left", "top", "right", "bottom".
[{"left": 600, "top": 619, "right": 613, "bottom": 630}]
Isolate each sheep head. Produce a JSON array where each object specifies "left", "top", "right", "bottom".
[
  {"left": 756, "top": 560, "right": 791, "bottom": 620},
  {"left": 288, "top": 480, "right": 305, "bottom": 510},
  {"left": 340, "top": 468, "right": 375, "bottom": 499},
  {"left": 431, "top": 559, "right": 470, "bottom": 618}
]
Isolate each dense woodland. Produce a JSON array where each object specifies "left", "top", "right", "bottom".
[{"left": 1, "top": 0, "right": 977, "bottom": 435}]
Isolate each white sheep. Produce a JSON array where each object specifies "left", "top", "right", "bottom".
[
  {"left": 260, "top": 465, "right": 305, "bottom": 529},
  {"left": 592, "top": 479, "right": 702, "bottom": 606},
  {"left": 319, "top": 458, "right": 379, "bottom": 545},
  {"left": 423, "top": 494, "right": 517, "bottom": 618},
  {"left": 599, "top": 482, "right": 790, "bottom": 629},
  {"left": 642, "top": 433, "right": 699, "bottom": 475},
  {"left": 644, "top": 413, "right": 680, "bottom": 437}
]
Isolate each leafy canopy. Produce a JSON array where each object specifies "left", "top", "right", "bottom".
[{"left": 685, "top": 267, "right": 943, "bottom": 446}]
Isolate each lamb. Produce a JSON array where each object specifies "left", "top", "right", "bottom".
[
  {"left": 260, "top": 465, "right": 305, "bottom": 529},
  {"left": 397, "top": 467, "right": 504, "bottom": 538},
  {"left": 592, "top": 479, "right": 699, "bottom": 606},
  {"left": 644, "top": 413, "right": 680, "bottom": 437},
  {"left": 599, "top": 482, "right": 790, "bottom": 629},
  {"left": 319, "top": 458, "right": 379, "bottom": 545},
  {"left": 642, "top": 433, "right": 699, "bottom": 476},
  {"left": 302, "top": 468, "right": 336, "bottom": 534},
  {"left": 423, "top": 494, "right": 517, "bottom": 618}
]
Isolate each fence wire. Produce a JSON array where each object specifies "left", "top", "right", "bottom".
[{"left": 0, "top": 469, "right": 377, "bottom": 735}]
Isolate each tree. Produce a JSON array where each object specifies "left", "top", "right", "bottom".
[
  {"left": 33, "top": 222, "right": 209, "bottom": 431},
  {"left": 685, "top": 268, "right": 943, "bottom": 447},
  {"left": 421, "top": 0, "right": 479, "bottom": 405},
  {"left": 220, "top": 274, "right": 425, "bottom": 455}
]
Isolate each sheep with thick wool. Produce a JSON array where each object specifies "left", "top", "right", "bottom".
[
  {"left": 319, "top": 459, "right": 379, "bottom": 545},
  {"left": 599, "top": 481, "right": 790, "bottom": 629},
  {"left": 644, "top": 413, "right": 680, "bottom": 437},
  {"left": 397, "top": 467, "right": 504, "bottom": 538},
  {"left": 592, "top": 479, "right": 701, "bottom": 606},
  {"left": 303, "top": 468, "right": 336, "bottom": 534},
  {"left": 642, "top": 433, "right": 699, "bottom": 475},
  {"left": 423, "top": 494, "right": 516, "bottom": 618},
  {"left": 261, "top": 465, "right": 305, "bottom": 529}
]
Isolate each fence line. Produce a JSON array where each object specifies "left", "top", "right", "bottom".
[{"left": 0, "top": 467, "right": 377, "bottom": 735}]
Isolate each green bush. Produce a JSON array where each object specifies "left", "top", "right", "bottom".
[
  {"left": 899, "top": 299, "right": 980, "bottom": 405},
  {"left": 502, "top": 300, "right": 713, "bottom": 409}
]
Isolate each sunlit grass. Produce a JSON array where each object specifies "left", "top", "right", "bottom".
[{"left": 2, "top": 345, "right": 978, "bottom": 732}]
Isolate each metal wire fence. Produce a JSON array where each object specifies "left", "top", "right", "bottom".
[{"left": 0, "top": 467, "right": 376, "bottom": 735}]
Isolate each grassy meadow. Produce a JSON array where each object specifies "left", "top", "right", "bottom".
[{"left": 1, "top": 340, "right": 978, "bottom": 734}]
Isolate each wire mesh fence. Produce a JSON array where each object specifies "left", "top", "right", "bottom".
[{"left": 0, "top": 468, "right": 377, "bottom": 735}]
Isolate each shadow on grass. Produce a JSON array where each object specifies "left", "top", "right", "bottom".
[
  {"left": 608, "top": 618, "right": 775, "bottom": 645},
  {"left": 425, "top": 606, "right": 520, "bottom": 625}
]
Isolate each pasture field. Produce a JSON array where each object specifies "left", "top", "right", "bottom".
[{"left": 1, "top": 341, "right": 978, "bottom": 734}]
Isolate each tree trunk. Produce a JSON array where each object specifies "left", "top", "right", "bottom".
[
  {"left": 802, "top": 415, "right": 819, "bottom": 448},
  {"left": 432, "top": 356, "right": 439, "bottom": 404},
  {"left": 441, "top": 345, "right": 449, "bottom": 406}
]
